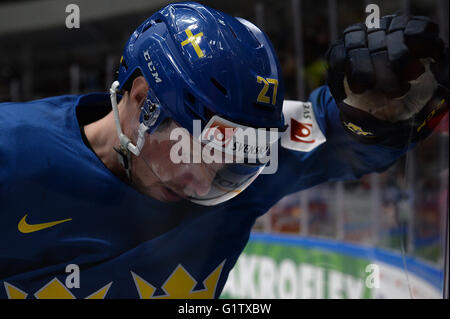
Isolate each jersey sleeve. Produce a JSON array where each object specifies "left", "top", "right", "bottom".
[{"left": 274, "top": 85, "right": 412, "bottom": 196}]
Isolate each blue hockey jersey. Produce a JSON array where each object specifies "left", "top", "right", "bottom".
[{"left": 0, "top": 86, "right": 408, "bottom": 299}]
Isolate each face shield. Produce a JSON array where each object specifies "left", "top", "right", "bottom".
[
  {"left": 110, "top": 81, "right": 283, "bottom": 206},
  {"left": 133, "top": 114, "right": 281, "bottom": 206}
]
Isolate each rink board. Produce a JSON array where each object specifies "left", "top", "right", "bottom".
[{"left": 221, "top": 233, "right": 443, "bottom": 299}]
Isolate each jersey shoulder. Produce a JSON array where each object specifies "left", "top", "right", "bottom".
[
  {"left": 0, "top": 95, "right": 79, "bottom": 129},
  {"left": 0, "top": 95, "right": 82, "bottom": 184}
]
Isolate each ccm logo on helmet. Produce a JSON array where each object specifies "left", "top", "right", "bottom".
[{"left": 143, "top": 50, "right": 162, "bottom": 83}]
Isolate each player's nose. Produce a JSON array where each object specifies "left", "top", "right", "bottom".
[{"left": 174, "top": 166, "right": 216, "bottom": 197}]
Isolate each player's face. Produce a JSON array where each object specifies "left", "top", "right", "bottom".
[{"left": 130, "top": 120, "right": 223, "bottom": 202}]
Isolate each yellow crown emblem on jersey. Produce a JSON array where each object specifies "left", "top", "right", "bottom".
[
  {"left": 132, "top": 261, "right": 225, "bottom": 299},
  {"left": 4, "top": 279, "right": 112, "bottom": 299},
  {"left": 3, "top": 261, "right": 225, "bottom": 299}
]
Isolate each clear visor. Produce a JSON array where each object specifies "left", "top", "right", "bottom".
[{"left": 133, "top": 116, "right": 280, "bottom": 206}]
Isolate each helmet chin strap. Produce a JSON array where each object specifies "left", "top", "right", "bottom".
[{"left": 110, "top": 80, "right": 149, "bottom": 180}]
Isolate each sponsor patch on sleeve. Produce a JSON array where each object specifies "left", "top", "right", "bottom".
[{"left": 280, "top": 100, "right": 326, "bottom": 152}]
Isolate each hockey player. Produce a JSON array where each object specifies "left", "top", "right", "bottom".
[{"left": 0, "top": 2, "right": 447, "bottom": 298}]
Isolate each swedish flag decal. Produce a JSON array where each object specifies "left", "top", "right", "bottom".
[{"left": 177, "top": 26, "right": 211, "bottom": 62}]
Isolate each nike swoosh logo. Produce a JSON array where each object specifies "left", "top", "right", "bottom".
[{"left": 18, "top": 214, "right": 72, "bottom": 234}]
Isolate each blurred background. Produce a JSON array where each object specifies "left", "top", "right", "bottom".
[{"left": 0, "top": 0, "right": 448, "bottom": 298}]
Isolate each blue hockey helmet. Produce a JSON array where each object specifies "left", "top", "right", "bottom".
[
  {"left": 112, "top": 2, "right": 286, "bottom": 205},
  {"left": 116, "top": 1, "right": 285, "bottom": 134}
]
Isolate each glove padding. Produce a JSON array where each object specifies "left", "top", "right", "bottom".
[{"left": 327, "top": 14, "right": 448, "bottom": 147}]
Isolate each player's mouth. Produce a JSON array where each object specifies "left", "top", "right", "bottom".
[{"left": 161, "top": 185, "right": 185, "bottom": 202}]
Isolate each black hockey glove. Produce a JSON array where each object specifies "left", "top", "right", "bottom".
[{"left": 326, "top": 14, "right": 448, "bottom": 148}]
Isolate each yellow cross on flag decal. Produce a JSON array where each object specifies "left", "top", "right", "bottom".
[
  {"left": 181, "top": 28, "right": 205, "bottom": 58},
  {"left": 178, "top": 26, "right": 210, "bottom": 62}
]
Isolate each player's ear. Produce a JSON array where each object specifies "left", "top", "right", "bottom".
[{"left": 129, "top": 76, "right": 149, "bottom": 109}]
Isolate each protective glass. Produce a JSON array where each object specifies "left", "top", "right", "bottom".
[{"left": 133, "top": 115, "right": 281, "bottom": 206}]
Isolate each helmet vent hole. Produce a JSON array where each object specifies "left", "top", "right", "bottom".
[
  {"left": 142, "top": 23, "right": 152, "bottom": 33},
  {"left": 210, "top": 78, "right": 227, "bottom": 96},
  {"left": 184, "top": 105, "right": 206, "bottom": 125},
  {"left": 142, "top": 19, "right": 163, "bottom": 34},
  {"left": 185, "top": 91, "right": 196, "bottom": 105},
  {"left": 204, "top": 107, "right": 215, "bottom": 122}
]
